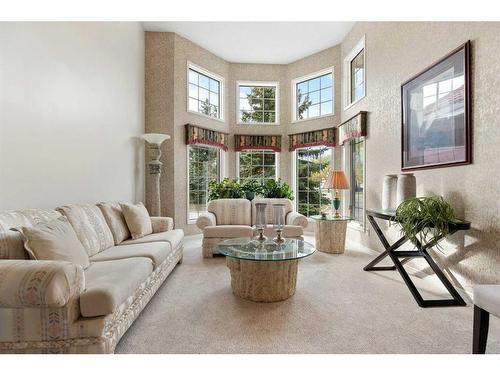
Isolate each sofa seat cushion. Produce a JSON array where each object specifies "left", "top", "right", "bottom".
[
  {"left": 90, "top": 242, "right": 171, "bottom": 269},
  {"left": 80, "top": 257, "right": 153, "bottom": 317},
  {"left": 120, "top": 229, "right": 184, "bottom": 250},
  {"left": 56, "top": 204, "right": 114, "bottom": 257},
  {"left": 261, "top": 225, "right": 303, "bottom": 238},
  {"left": 203, "top": 225, "right": 253, "bottom": 238}
]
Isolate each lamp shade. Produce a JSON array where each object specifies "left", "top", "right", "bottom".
[
  {"left": 140, "top": 133, "right": 170, "bottom": 145},
  {"left": 323, "top": 170, "right": 349, "bottom": 190}
]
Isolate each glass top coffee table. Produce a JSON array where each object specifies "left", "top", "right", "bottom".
[{"left": 217, "top": 238, "right": 315, "bottom": 302}]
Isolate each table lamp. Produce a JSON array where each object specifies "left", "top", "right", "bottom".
[{"left": 323, "top": 170, "right": 349, "bottom": 218}]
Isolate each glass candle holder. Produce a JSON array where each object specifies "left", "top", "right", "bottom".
[
  {"left": 272, "top": 204, "right": 286, "bottom": 243},
  {"left": 254, "top": 203, "right": 267, "bottom": 241}
]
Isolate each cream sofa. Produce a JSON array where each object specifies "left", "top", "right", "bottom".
[
  {"left": 196, "top": 198, "right": 308, "bottom": 258},
  {"left": 0, "top": 203, "right": 183, "bottom": 354}
]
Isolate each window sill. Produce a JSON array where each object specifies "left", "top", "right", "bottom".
[
  {"left": 291, "top": 113, "right": 335, "bottom": 124},
  {"left": 187, "top": 109, "right": 225, "bottom": 123},
  {"left": 343, "top": 95, "right": 366, "bottom": 111},
  {"left": 236, "top": 122, "right": 280, "bottom": 126}
]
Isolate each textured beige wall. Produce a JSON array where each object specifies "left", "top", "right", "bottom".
[
  {"left": 340, "top": 22, "right": 500, "bottom": 290},
  {"left": 146, "top": 32, "right": 341, "bottom": 235},
  {"left": 0, "top": 22, "right": 145, "bottom": 210}
]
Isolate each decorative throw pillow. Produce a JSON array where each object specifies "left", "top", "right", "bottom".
[
  {"left": 120, "top": 202, "right": 153, "bottom": 240},
  {"left": 96, "top": 202, "right": 131, "bottom": 244},
  {"left": 12, "top": 216, "right": 90, "bottom": 269}
]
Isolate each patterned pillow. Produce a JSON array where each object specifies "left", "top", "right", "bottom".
[
  {"left": 96, "top": 202, "right": 131, "bottom": 244},
  {"left": 13, "top": 216, "right": 90, "bottom": 269},
  {"left": 120, "top": 202, "right": 152, "bottom": 240},
  {"left": 56, "top": 204, "right": 114, "bottom": 256}
]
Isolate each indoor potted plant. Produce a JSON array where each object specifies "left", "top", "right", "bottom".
[{"left": 241, "top": 180, "right": 263, "bottom": 201}]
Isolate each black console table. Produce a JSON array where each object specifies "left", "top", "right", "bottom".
[{"left": 364, "top": 209, "right": 470, "bottom": 308}]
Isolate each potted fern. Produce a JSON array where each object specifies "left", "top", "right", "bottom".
[{"left": 394, "top": 196, "right": 457, "bottom": 248}]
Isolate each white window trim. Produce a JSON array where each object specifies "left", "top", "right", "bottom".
[
  {"left": 343, "top": 36, "right": 366, "bottom": 111},
  {"left": 342, "top": 138, "right": 367, "bottom": 232},
  {"left": 291, "top": 67, "right": 335, "bottom": 124},
  {"left": 293, "top": 145, "right": 335, "bottom": 218},
  {"left": 186, "top": 144, "right": 224, "bottom": 225},
  {"left": 236, "top": 81, "right": 280, "bottom": 125},
  {"left": 187, "top": 61, "right": 225, "bottom": 123},
  {"left": 235, "top": 150, "right": 280, "bottom": 181}
]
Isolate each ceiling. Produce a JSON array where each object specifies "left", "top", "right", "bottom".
[{"left": 142, "top": 22, "right": 355, "bottom": 64}]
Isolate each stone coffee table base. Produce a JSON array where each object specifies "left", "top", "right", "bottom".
[{"left": 226, "top": 258, "right": 298, "bottom": 302}]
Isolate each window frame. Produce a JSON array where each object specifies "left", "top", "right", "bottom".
[
  {"left": 343, "top": 138, "right": 367, "bottom": 231},
  {"left": 293, "top": 146, "right": 334, "bottom": 218},
  {"left": 235, "top": 149, "right": 280, "bottom": 183},
  {"left": 236, "top": 81, "right": 280, "bottom": 125},
  {"left": 343, "top": 36, "right": 366, "bottom": 110},
  {"left": 186, "top": 144, "right": 224, "bottom": 225},
  {"left": 187, "top": 61, "right": 225, "bottom": 122},
  {"left": 291, "top": 67, "right": 335, "bottom": 123}
]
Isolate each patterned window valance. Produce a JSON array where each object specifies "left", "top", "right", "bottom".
[
  {"left": 338, "top": 111, "right": 367, "bottom": 145},
  {"left": 288, "top": 127, "right": 335, "bottom": 152},
  {"left": 234, "top": 134, "right": 282, "bottom": 152},
  {"left": 185, "top": 124, "right": 229, "bottom": 151}
]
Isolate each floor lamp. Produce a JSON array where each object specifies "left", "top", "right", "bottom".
[{"left": 140, "top": 133, "right": 170, "bottom": 217}]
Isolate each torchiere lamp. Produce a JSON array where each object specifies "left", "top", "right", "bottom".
[
  {"left": 140, "top": 133, "right": 170, "bottom": 217},
  {"left": 323, "top": 170, "right": 349, "bottom": 218}
]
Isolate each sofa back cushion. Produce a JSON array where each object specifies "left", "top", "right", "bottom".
[
  {"left": 56, "top": 204, "right": 114, "bottom": 257},
  {"left": 96, "top": 202, "right": 130, "bottom": 244},
  {"left": 14, "top": 216, "right": 90, "bottom": 269},
  {"left": 207, "top": 199, "right": 251, "bottom": 225},
  {"left": 0, "top": 209, "right": 61, "bottom": 260},
  {"left": 120, "top": 202, "right": 153, "bottom": 240},
  {"left": 251, "top": 198, "right": 294, "bottom": 225}
]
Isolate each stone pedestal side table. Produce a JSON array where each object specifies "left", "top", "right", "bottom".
[{"left": 311, "top": 216, "right": 352, "bottom": 254}]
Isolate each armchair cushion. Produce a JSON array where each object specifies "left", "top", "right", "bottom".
[
  {"left": 120, "top": 202, "right": 153, "bottom": 240},
  {"left": 0, "top": 260, "right": 84, "bottom": 308},
  {"left": 473, "top": 285, "right": 500, "bottom": 318},
  {"left": 207, "top": 199, "right": 251, "bottom": 225},
  {"left": 196, "top": 212, "right": 216, "bottom": 230},
  {"left": 151, "top": 216, "right": 174, "bottom": 233},
  {"left": 203, "top": 225, "right": 253, "bottom": 238},
  {"left": 13, "top": 216, "right": 90, "bottom": 269},
  {"left": 96, "top": 202, "right": 130, "bottom": 245},
  {"left": 286, "top": 211, "right": 308, "bottom": 228},
  {"left": 56, "top": 204, "right": 114, "bottom": 256}
]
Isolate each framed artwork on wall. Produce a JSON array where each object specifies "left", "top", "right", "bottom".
[{"left": 401, "top": 41, "right": 471, "bottom": 171}]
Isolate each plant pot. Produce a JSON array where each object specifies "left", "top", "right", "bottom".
[{"left": 245, "top": 191, "right": 255, "bottom": 201}]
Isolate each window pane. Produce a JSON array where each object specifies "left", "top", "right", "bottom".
[
  {"left": 264, "top": 99, "right": 275, "bottom": 111},
  {"left": 320, "top": 73, "right": 332, "bottom": 88},
  {"left": 264, "top": 87, "right": 275, "bottom": 98},
  {"left": 209, "top": 79, "right": 219, "bottom": 93},
  {"left": 308, "top": 77, "right": 320, "bottom": 92},
  {"left": 350, "top": 139, "right": 365, "bottom": 223},
  {"left": 321, "top": 101, "right": 333, "bottom": 115},
  {"left": 320, "top": 88, "right": 332, "bottom": 102},
  {"left": 188, "top": 145, "right": 220, "bottom": 221},
  {"left": 350, "top": 49, "right": 365, "bottom": 103},
  {"left": 210, "top": 92, "right": 218, "bottom": 106},
  {"left": 296, "top": 146, "right": 333, "bottom": 217},
  {"left": 264, "top": 112, "right": 275, "bottom": 123},
  {"left": 189, "top": 84, "right": 198, "bottom": 99},
  {"left": 308, "top": 104, "right": 320, "bottom": 118},
  {"left": 240, "top": 98, "right": 251, "bottom": 111},
  {"left": 188, "top": 69, "right": 198, "bottom": 84},
  {"left": 188, "top": 67, "right": 222, "bottom": 119},
  {"left": 240, "top": 86, "right": 252, "bottom": 98},
  {"left": 309, "top": 90, "right": 320, "bottom": 105},
  {"left": 189, "top": 98, "right": 198, "bottom": 112},
  {"left": 294, "top": 72, "right": 333, "bottom": 120},
  {"left": 238, "top": 150, "right": 277, "bottom": 185},
  {"left": 199, "top": 74, "right": 209, "bottom": 89}
]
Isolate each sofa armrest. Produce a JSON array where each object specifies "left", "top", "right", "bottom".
[
  {"left": 286, "top": 211, "right": 308, "bottom": 228},
  {"left": 151, "top": 216, "right": 174, "bottom": 233},
  {"left": 196, "top": 212, "right": 217, "bottom": 230},
  {"left": 0, "top": 260, "right": 84, "bottom": 308}
]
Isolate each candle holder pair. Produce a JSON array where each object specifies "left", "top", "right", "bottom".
[{"left": 254, "top": 203, "right": 286, "bottom": 243}]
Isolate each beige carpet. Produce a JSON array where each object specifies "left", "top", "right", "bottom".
[{"left": 115, "top": 235, "right": 500, "bottom": 354}]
